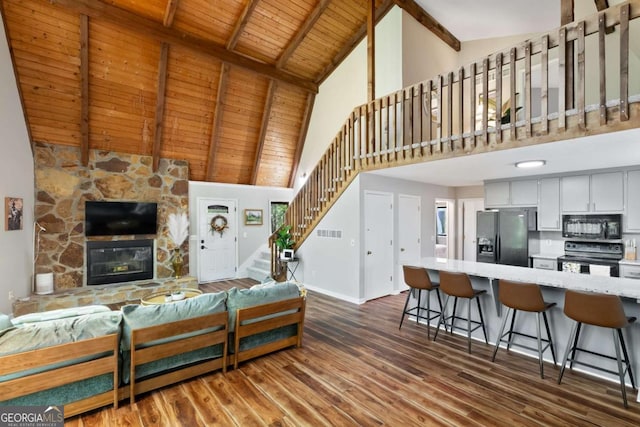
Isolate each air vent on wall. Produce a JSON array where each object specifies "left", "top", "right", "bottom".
[{"left": 316, "top": 229, "right": 342, "bottom": 239}]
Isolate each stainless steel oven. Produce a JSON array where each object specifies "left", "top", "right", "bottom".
[
  {"left": 562, "top": 214, "right": 622, "bottom": 240},
  {"left": 557, "top": 241, "right": 623, "bottom": 277}
]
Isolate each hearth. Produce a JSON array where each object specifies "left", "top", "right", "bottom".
[{"left": 86, "top": 239, "right": 154, "bottom": 285}]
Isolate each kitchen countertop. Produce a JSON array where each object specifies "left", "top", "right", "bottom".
[
  {"left": 420, "top": 257, "right": 640, "bottom": 300},
  {"left": 619, "top": 259, "right": 640, "bottom": 266}
]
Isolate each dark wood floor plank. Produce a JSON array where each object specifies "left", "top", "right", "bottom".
[{"left": 68, "top": 279, "right": 640, "bottom": 426}]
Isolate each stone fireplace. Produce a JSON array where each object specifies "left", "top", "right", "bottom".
[
  {"left": 86, "top": 239, "right": 154, "bottom": 285},
  {"left": 34, "top": 142, "right": 189, "bottom": 291}
]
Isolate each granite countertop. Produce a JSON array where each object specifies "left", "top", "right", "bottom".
[
  {"left": 420, "top": 257, "right": 640, "bottom": 300},
  {"left": 619, "top": 259, "right": 640, "bottom": 266}
]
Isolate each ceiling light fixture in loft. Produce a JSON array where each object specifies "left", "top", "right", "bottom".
[{"left": 515, "top": 160, "right": 546, "bottom": 169}]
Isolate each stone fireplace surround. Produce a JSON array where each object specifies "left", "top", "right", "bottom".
[{"left": 34, "top": 143, "right": 190, "bottom": 292}]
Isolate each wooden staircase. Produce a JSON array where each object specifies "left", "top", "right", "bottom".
[{"left": 270, "top": 1, "right": 640, "bottom": 278}]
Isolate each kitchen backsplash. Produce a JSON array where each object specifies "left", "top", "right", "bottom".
[{"left": 531, "top": 231, "right": 640, "bottom": 258}]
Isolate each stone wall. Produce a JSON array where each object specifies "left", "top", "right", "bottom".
[{"left": 34, "top": 142, "right": 189, "bottom": 290}]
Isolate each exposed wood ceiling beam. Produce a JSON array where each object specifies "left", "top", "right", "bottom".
[
  {"left": 50, "top": 0, "right": 318, "bottom": 93},
  {"left": 227, "top": 0, "right": 259, "bottom": 50},
  {"left": 367, "top": 0, "right": 375, "bottom": 102},
  {"left": 152, "top": 43, "right": 169, "bottom": 172},
  {"left": 163, "top": 0, "right": 180, "bottom": 27},
  {"left": 316, "top": 0, "right": 395, "bottom": 85},
  {"left": 393, "top": 0, "right": 460, "bottom": 52},
  {"left": 80, "top": 14, "right": 90, "bottom": 166},
  {"left": 276, "top": 0, "right": 331, "bottom": 68},
  {"left": 288, "top": 92, "right": 316, "bottom": 188},
  {"left": 205, "top": 64, "right": 230, "bottom": 182},
  {"left": 251, "top": 81, "right": 277, "bottom": 185}
]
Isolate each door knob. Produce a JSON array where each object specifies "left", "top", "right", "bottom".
[
  {"left": 367, "top": 251, "right": 372, "bottom": 255},
  {"left": 201, "top": 245, "right": 206, "bottom": 249},
  {"left": 400, "top": 248, "right": 405, "bottom": 252}
]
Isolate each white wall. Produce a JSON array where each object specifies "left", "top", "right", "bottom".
[
  {"left": 0, "top": 13, "right": 35, "bottom": 314},
  {"left": 297, "top": 7, "right": 405, "bottom": 192},
  {"left": 188, "top": 181, "right": 293, "bottom": 279}
]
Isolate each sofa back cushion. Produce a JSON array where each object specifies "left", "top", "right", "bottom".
[
  {"left": 10, "top": 305, "right": 112, "bottom": 325},
  {"left": 120, "top": 291, "right": 227, "bottom": 383},
  {"left": 0, "top": 313, "right": 11, "bottom": 331},
  {"left": 226, "top": 282, "right": 300, "bottom": 333}
]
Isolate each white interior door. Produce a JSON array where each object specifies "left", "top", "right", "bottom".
[
  {"left": 364, "top": 191, "right": 394, "bottom": 300},
  {"left": 197, "top": 198, "right": 237, "bottom": 282},
  {"left": 398, "top": 194, "right": 421, "bottom": 289},
  {"left": 460, "top": 198, "right": 484, "bottom": 261}
]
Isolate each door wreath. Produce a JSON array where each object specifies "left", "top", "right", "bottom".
[{"left": 210, "top": 215, "right": 228, "bottom": 236}]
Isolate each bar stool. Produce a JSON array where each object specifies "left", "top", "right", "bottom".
[
  {"left": 558, "top": 290, "right": 637, "bottom": 408},
  {"left": 491, "top": 279, "right": 557, "bottom": 379},
  {"left": 400, "top": 265, "right": 443, "bottom": 339},
  {"left": 433, "top": 270, "right": 488, "bottom": 354}
]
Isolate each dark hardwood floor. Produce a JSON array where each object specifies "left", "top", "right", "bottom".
[{"left": 67, "top": 279, "right": 640, "bottom": 426}]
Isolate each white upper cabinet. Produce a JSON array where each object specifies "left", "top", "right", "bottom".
[
  {"left": 626, "top": 170, "right": 640, "bottom": 231},
  {"left": 591, "top": 171, "right": 624, "bottom": 212},
  {"left": 510, "top": 179, "right": 538, "bottom": 206},
  {"left": 561, "top": 175, "right": 590, "bottom": 212},
  {"left": 538, "top": 178, "right": 561, "bottom": 230},
  {"left": 484, "top": 181, "right": 510, "bottom": 207}
]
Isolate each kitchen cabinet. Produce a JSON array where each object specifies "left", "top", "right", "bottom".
[
  {"left": 561, "top": 175, "right": 590, "bottom": 212},
  {"left": 591, "top": 171, "right": 624, "bottom": 212},
  {"left": 484, "top": 182, "right": 510, "bottom": 207},
  {"left": 560, "top": 172, "right": 624, "bottom": 213},
  {"left": 619, "top": 263, "right": 640, "bottom": 280},
  {"left": 510, "top": 179, "right": 538, "bottom": 206},
  {"left": 625, "top": 170, "right": 640, "bottom": 231},
  {"left": 538, "top": 178, "right": 561, "bottom": 230}
]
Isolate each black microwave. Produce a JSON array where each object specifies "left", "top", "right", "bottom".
[{"left": 562, "top": 214, "right": 622, "bottom": 240}]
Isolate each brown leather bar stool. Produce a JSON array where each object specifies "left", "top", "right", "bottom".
[
  {"left": 491, "top": 279, "right": 557, "bottom": 378},
  {"left": 433, "top": 270, "right": 488, "bottom": 353},
  {"left": 558, "top": 290, "right": 637, "bottom": 408},
  {"left": 400, "top": 265, "right": 443, "bottom": 339}
]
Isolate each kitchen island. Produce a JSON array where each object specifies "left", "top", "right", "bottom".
[{"left": 414, "top": 257, "right": 640, "bottom": 402}]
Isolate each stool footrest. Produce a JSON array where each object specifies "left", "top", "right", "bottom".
[
  {"left": 404, "top": 306, "right": 441, "bottom": 323},
  {"left": 567, "top": 346, "right": 634, "bottom": 383},
  {"left": 441, "top": 314, "right": 484, "bottom": 335},
  {"left": 497, "top": 330, "right": 553, "bottom": 355}
]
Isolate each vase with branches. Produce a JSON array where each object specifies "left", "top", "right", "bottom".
[{"left": 167, "top": 212, "right": 189, "bottom": 278}]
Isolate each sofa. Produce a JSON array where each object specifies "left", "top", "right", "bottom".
[{"left": 0, "top": 282, "right": 305, "bottom": 418}]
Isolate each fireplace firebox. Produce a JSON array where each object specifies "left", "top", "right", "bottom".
[{"left": 86, "top": 239, "right": 154, "bottom": 285}]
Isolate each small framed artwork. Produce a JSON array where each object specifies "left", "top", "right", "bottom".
[
  {"left": 5, "top": 197, "right": 24, "bottom": 231},
  {"left": 244, "top": 209, "right": 263, "bottom": 226}
]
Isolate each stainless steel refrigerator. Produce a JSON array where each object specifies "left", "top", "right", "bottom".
[{"left": 476, "top": 209, "right": 532, "bottom": 267}]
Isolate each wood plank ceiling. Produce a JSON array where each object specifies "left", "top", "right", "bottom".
[{"left": 1, "top": 0, "right": 457, "bottom": 187}]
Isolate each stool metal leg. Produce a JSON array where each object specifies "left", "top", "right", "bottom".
[
  {"left": 467, "top": 299, "right": 472, "bottom": 353},
  {"left": 617, "top": 329, "right": 636, "bottom": 389},
  {"left": 425, "top": 289, "right": 431, "bottom": 339},
  {"left": 451, "top": 297, "right": 459, "bottom": 335},
  {"left": 542, "top": 311, "right": 557, "bottom": 366},
  {"left": 569, "top": 322, "right": 582, "bottom": 370},
  {"left": 492, "top": 307, "right": 511, "bottom": 362},
  {"left": 558, "top": 321, "right": 579, "bottom": 384},
  {"left": 536, "top": 312, "right": 544, "bottom": 378},
  {"left": 612, "top": 328, "right": 629, "bottom": 408},
  {"left": 433, "top": 295, "right": 449, "bottom": 342},
  {"left": 476, "top": 297, "right": 488, "bottom": 344},
  {"left": 506, "top": 309, "right": 517, "bottom": 351}
]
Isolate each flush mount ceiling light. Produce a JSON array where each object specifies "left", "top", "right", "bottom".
[{"left": 515, "top": 160, "right": 546, "bottom": 169}]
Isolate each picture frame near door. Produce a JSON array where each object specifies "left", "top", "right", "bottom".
[
  {"left": 244, "top": 209, "right": 263, "bottom": 226},
  {"left": 5, "top": 197, "right": 23, "bottom": 231}
]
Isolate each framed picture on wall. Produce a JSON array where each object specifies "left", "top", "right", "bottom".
[
  {"left": 5, "top": 197, "right": 24, "bottom": 231},
  {"left": 244, "top": 209, "right": 263, "bottom": 226}
]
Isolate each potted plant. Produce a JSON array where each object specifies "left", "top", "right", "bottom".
[{"left": 274, "top": 225, "right": 295, "bottom": 282}]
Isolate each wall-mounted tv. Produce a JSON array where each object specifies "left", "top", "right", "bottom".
[{"left": 85, "top": 201, "right": 158, "bottom": 236}]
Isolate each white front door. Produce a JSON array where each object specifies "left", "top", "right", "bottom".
[
  {"left": 364, "top": 191, "right": 394, "bottom": 300},
  {"left": 398, "top": 194, "right": 421, "bottom": 289},
  {"left": 197, "top": 198, "right": 237, "bottom": 282}
]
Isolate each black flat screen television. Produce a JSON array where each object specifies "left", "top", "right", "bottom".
[{"left": 85, "top": 201, "right": 158, "bottom": 236}]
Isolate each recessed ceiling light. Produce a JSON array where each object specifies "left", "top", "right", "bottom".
[{"left": 515, "top": 160, "right": 546, "bottom": 169}]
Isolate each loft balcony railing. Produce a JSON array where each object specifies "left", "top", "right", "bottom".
[{"left": 270, "top": 1, "right": 640, "bottom": 279}]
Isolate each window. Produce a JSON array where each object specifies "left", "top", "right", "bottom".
[
  {"left": 436, "top": 206, "right": 447, "bottom": 236},
  {"left": 270, "top": 201, "right": 289, "bottom": 234}
]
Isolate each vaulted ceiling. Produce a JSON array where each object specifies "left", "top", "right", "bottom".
[{"left": 1, "top": 0, "right": 460, "bottom": 187}]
